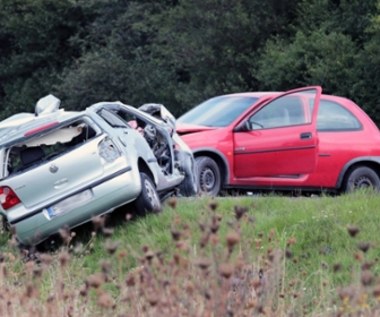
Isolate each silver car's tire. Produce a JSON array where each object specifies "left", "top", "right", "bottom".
[
  {"left": 134, "top": 172, "right": 162, "bottom": 215},
  {"left": 178, "top": 154, "right": 198, "bottom": 196},
  {"left": 1, "top": 216, "right": 11, "bottom": 234},
  {"left": 196, "top": 156, "right": 221, "bottom": 196},
  {"left": 345, "top": 166, "right": 380, "bottom": 192}
]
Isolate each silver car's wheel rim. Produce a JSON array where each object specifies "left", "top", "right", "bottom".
[
  {"left": 200, "top": 168, "right": 215, "bottom": 191},
  {"left": 144, "top": 179, "right": 160, "bottom": 209}
]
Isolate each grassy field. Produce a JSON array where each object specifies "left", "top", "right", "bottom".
[{"left": 1, "top": 191, "right": 380, "bottom": 316}]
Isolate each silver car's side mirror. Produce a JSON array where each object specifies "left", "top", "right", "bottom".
[{"left": 35, "top": 94, "right": 61, "bottom": 116}]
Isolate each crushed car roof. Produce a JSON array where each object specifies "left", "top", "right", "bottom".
[{"left": 0, "top": 110, "right": 83, "bottom": 145}]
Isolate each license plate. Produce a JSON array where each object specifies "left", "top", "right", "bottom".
[{"left": 45, "top": 190, "right": 93, "bottom": 219}]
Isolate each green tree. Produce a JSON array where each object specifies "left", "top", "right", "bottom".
[
  {"left": 256, "top": 30, "right": 359, "bottom": 97},
  {"left": 55, "top": 0, "right": 299, "bottom": 116},
  {"left": 256, "top": 0, "right": 380, "bottom": 123},
  {"left": 54, "top": 1, "right": 174, "bottom": 110},
  {"left": 351, "top": 1, "right": 380, "bottom": 123},
  {"left": 0, "top": 0, "right": 87, "bottom": 116},
  {"left": 1, "top": 0, "right": 380, "bottom": 125}
]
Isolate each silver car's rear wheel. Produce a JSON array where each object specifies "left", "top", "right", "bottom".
[
  {"left": 134, "top": 172, "right": 162, "bottom": 215},
  {"left": 1, "top": 216, "right": 11, "bottom": 234}
]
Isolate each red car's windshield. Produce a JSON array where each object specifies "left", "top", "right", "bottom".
[{"left": 178, "top": 95, "right": 259, "bottom": 127}]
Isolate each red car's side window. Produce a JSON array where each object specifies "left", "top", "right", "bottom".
[
  {"left": 317, "top": 100, "right": 362, "bottom": 131},
  {"left": 249, "top": 95, "right": 309, "bottom": 129}
]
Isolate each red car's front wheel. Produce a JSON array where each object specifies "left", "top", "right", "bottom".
[{"left": 195, "top": 156, "right": 221, "bottom": 196}]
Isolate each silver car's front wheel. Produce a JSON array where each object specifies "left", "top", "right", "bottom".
[{"left": 134, "top": 172, "right": 162, "bottom": 215}]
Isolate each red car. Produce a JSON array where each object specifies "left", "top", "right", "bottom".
[{"left": 176, "top": 86, "right": 380, "bottom": 195}]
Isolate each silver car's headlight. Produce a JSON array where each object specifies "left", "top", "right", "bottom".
[{"left": 98, "top": 138, "right": 121, "bottom": 162}]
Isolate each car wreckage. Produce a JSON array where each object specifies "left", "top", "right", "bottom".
[{"left": 0, "top": 95, "right": 197, "bottom": 246}]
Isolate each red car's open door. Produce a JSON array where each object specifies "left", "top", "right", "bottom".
[{"left": 233, "top": 86, "right": 321, "bottom": 181}]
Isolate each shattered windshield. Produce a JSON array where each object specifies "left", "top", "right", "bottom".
[
  {"left": 3, "top": 118, "right": 98, "bottom": 177},
  {"left": 177, "top": 96, "right": 258, "bottom": 127}
]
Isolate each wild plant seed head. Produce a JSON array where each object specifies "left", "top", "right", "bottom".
[
  {"left": 219, "top": 263, "right": 234, "bottom": 279},
  {"left": 92, "top": 215, "right": 106, "bottom": 231},
  {"left": 168, "top": 197, "right": 177, "bottom": 209},
  {"left": 196, "top": 258, "right": 212, "bottom": 270},
  {"left": 200, "top": 232, "right": 210, "bottom": 248},
  {"left": 347, "top": 225, "right": 360, "bottom": 237},
  {"left": 118, "top": 250, "right": 128, "bottom": 260},
  {"left": 33, "top": 266, "right": 43, "bottom": 279},
  {"left": 59, "top": 227, "right": 71, "bottom": 244},
  {"left": 287, "top": 236, "right": 297, "bottom": 246},
  {"left": 97, "top": 291, "right": 115, "bottom": 309},
  {"left": 226, "top": 231, "right": 240, "bottom": 251},
  {"left": 199, "top": 222, "right": 206, "bottom": 232},
  {"left": 171, "top": 229, "right": 181, "bottom": 241},
  {"left": 58, "top": 251, "right": 70, "bottom": 267},
  {"left": 145, "top": 251, "right": 155, "bottom": 264},
  {"left": 338, "top": 286, "right": 355, "bottom": 301},
  {"left": 146, "top": 293, "right": 159, "bottom": 306},
  {"left": 358, "top": 242, "right": 370, "bottom": 253},
  {"left": 285, "top": 249, "right": 293, "bottom": 259},
  {"left": 39, "top": 253, "right": 53, "bottom": 265},
  {"left": 79, "top": 285, "right": 88, "bottom": 297},
  {"left": 333, "top": 263, "right": 342, "bottom": 272},
  {"left": 373, "top": 285, "right": 380, "bottom": 298},
  {"left": 86, "top": 273, "right": 104, "bottom": 289},
  {"left": 361, "top": 270, "right": 374, "bottom": 286},
  {"left": 209, "top": 201, "right": 218, "bottom": 211},
  {"left": 101, "top": 260, "right": 112, "bottom": 274},
  {"left": 126, "top": 275, "right": 135, "bottom": 287},
  {"left": 361, "top": 261, "right": 374, "bottom": 271},
  {"left": 210, "top": 216, "right": 220, "bottom": 233},
  {"left": 354, "top": 251, "right": 363, "bottom": 262},
  {"left": 234, "top": 206, "right": 248, "bottom": 220},
  {"left": 105, "top": 240, "right": 119, "bottom": 255}
]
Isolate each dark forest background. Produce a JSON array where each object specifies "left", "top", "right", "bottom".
[{"left": 1, "top": 0, "right": 380, "bottom": 123}]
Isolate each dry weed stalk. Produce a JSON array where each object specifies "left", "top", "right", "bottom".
[{"left": 0, "top": 201, "right": 380, "bottom": 316}]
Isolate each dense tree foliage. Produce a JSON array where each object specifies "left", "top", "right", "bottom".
[
  {"left": 0, "top": 0, "right": 87, "bottom": 115},
  {"left": 0, "top": 0, "right": 379, "bottom": 122}
]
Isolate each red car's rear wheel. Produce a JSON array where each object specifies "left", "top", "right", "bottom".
[{"left": 345, "top": 166, "right": 380, "bottom": 192}]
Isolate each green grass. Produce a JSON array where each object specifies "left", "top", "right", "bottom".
[{"left": 1, "top": 191, "right": 380, "bottom": 316}]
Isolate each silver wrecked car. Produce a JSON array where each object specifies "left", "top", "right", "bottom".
[{"left": 0, "top": 95, "right": 197, "bottom": 246}]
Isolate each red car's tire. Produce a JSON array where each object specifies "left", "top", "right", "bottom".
[
  {"left": 195, "top": 156, "right": 221, "bottom": 196},
  {"left": 345, "top": 166, "right": 380, "bottom": 192}
]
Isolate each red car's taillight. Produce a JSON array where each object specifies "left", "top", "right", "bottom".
[{"left": 0, "top": 186, "right": 21, "bottom": 210}]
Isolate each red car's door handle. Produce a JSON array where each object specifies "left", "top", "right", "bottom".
[{"left": 300, "top": 132, "right": 312, "bottom": 139}]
